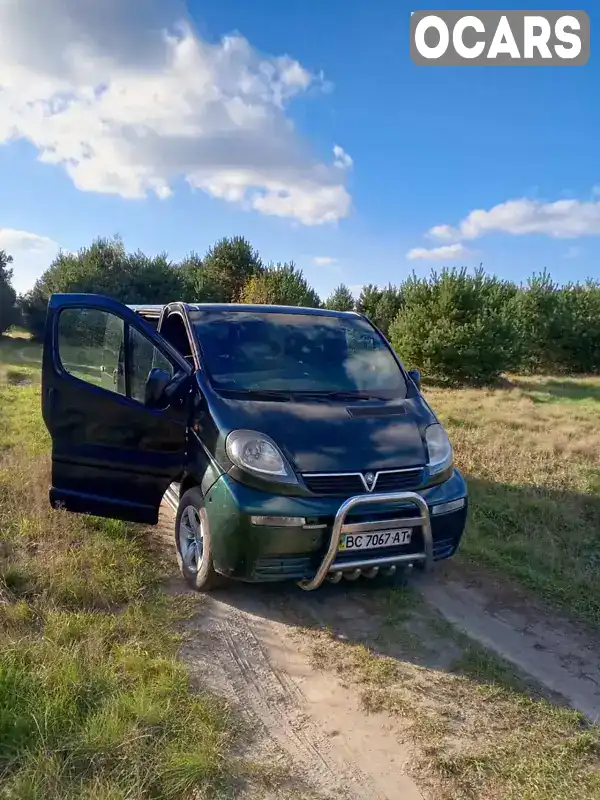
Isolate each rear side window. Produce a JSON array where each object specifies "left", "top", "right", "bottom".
[{"left": 57, "top": 308, "right": 176, "bottom": 404}]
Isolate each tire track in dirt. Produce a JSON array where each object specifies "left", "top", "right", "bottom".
[
  {"left": 416, "top": 563, "right": 600, "bottom": 722},
  {"left": 180, "top": 588, "right": 422, "bottom": 799},
  {"left": 215, "top": 607, "right": 337, "bottom": 781}
]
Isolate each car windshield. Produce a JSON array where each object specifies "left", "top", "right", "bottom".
[{"left": 190, "top": 310, "right": 407, "bottom": 398}]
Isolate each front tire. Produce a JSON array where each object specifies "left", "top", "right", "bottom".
[{"left": 175, "top": 487, "right": 223, "bottom": 591}]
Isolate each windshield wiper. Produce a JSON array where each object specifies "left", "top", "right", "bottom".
[
  {"left": 217, "top": 388, "right": 391, "bottom": 402},
  {"left": 290, "top": 390, "right": 389, "bottom": 402},
  {"left": 216, "top": 388, "right": 293, "bottom": 401}
]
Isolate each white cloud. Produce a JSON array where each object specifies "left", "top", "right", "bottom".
[
  {"left": 565, "top": 245, "right": 581, "bottom": 259},
  {"left": 428, "top": 197, "right": 600, "bottom": 241},
  {"left": 0, "top": 228, "right": 57, "bottom": 254},
  {"left": 313, "top": 256, "right": 338, "bottom": 265},
  {"left": 406, "top": 243, "right": 468, "bottom": 261},
  {"left": 0, "top": 0, "right": 351, "bottom": 226},
  {"left": 333, "top": 145, "right": 353, "bottom": 170},
  {"left": 427, "top": 225, "right": 457, "bottom": 242},
  {"left": 0, "top": 228, "right": 60, "bottom": 294}
]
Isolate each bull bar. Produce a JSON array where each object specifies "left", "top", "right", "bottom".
[{"left": 298, "top": 491, "right": 433, "bottom": 591}]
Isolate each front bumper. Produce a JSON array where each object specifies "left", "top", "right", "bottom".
[{"left": 204, "top": 468, "right": 468, "bottom": 584}]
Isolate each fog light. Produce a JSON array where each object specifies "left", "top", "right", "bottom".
[
  {"left": 431, "top": 498, "right": 465, "bottom": 516},
  {"left": 250, "top": 516, "right": 307, "bottom": 526}
]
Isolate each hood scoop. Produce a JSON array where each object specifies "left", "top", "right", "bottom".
[{"left": 346, "top": 404, "right": 407, "bottom": 418}]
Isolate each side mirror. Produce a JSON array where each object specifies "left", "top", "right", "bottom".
[
  {"left": 408, "top": 369, "right": 421, "bottom": 390},
  {"left": 145, "top": 368, "right": 172, "bottom": 409}
]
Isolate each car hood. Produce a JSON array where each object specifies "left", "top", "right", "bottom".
[{"left": 205, "top": 392, "right": 433, "bottom": 473}]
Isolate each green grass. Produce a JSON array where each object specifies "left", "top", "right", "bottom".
[
  {"left": 515, "top": 376, "right": 600, "bottom": 405},
  {"left": 425, "top": 374, "right": 600, "bottom": 626},
  {"left": 0, "top": 335, "right": 250, "bottom": 799},
  {"left": 0, "top": 603, "right": 232, "bottom": 799}
]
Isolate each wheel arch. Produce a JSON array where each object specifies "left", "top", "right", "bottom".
[{"left": 180, "top": 472, "right": 202, "bottom": 498}]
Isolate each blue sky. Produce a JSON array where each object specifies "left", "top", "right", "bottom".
[{"left": 0, "top": 0, "right": 597, "bottom": 299}]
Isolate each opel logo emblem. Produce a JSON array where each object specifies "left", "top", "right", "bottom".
[{"left": 364, "top": 472, "right": 375, "bottom": 489}]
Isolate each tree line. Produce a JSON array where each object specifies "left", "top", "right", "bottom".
[{"left": 1, "top": 235, "right": 598, "bottom": 383}]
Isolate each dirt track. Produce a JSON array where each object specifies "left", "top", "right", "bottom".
[
  {"left": 180, "top": 585, "right": 423, "bottom": 799},
  {"left": 418, "top": 564, "right": 600, "bottom": 722},
  {"left": 157, "top": 503, "right": 600, "bottom": 799}
]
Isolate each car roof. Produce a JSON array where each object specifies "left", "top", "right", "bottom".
[
  {"left": 128, "top": 302, "right": 360, "bottom": 319},
  {"left": 186, "top": 303, "right": 360, "bottom": 318},
  {"left": 127, "top": 304, "right": 165, "bottom": 316}
]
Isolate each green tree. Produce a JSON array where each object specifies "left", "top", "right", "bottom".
[
  {"left": 178, "top": 252, "right": 203, "bottom": 300},
  {"left": 241, "top": 262, "right": 321, "bottom": 307},
  {"left": 372, "top": 284, "right": 404, "bottom": 336},
  {"left": 325, "top": 284, "right": 355, "bottom": 311},
  {"left": 511, "top": 270, "right": 562, "bottom": 373},
  {"left": 21, "top": 237, "right": 184, "bottom": 340},
  {"left": 509, "top": 270, "right": 600, "bottom": 374},
  {"left": 0, "top": 250, "right": 19, "bottom": 335},
  {"left": 550, "top": 279, "right": 600, "bottom": 373},
  {"left": 389, "top": 267, "right": 520, "bottom": 385},
  {"left": 356, "top": 284, "right": 383, "bottom": 320},
  {"left": 188, "top": 236, "right": 263, "bottom": 302},
  {"left": 355, "top": 283, "right": 403, "bottom": 335}
]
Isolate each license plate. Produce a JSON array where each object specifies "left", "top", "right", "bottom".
[{"left": 338, "top": 528, "right": 412, "bottom": 551}]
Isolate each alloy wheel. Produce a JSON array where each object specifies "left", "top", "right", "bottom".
[{"left": 178, "top": 505, "right": 204, "bottom": 574}]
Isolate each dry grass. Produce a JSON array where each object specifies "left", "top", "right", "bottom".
[
  {"left": 424, "top": 374, "right": 600, "bottom": 625},
  {"left": 426, "top": 375, "right": 600, "bottom": 488},
  {"left": 306, "top": 595, "right": 600, "bottom": 800}
]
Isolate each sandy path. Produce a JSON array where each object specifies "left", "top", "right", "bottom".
[
  {"left": 158, "top": 502, "right": 423, "bottom": 798},
  {"left": 417, "top": 563, "right": 600, "bottom": 722},
  {"left": 179, "top": 589, "right": 424, "bottom": 799}
]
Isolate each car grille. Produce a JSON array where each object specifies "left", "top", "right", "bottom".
[
  {"left": 375, "top": 469, "right": 424, "bottom": 491},
  {"left": 302, "top": 468, "right": 424, "bottom": 496}
]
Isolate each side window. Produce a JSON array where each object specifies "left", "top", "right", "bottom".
[
  {"left": 58, "top": 308, "right": 177, "bottom": 405},
  {"left": 58, "top": 308, "right": 125, "bottom": 395},
  {"left": 129, "top": 326, "right": 175, "bottom": 404}
]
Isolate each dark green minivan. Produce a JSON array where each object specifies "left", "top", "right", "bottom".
[{"left": 42, "top": 293, "right": 468, "bottom": 592}]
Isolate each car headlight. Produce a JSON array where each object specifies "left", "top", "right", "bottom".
[
  {"left": 425, "top": 423, "right": 453, "bottom": 476},
  {"left": 225, "top": 430, "right": 298, "bottom": 484}
]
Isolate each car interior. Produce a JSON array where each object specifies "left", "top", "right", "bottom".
[{"left": 159, "top": 312, "right": 195, "bottom": 366}]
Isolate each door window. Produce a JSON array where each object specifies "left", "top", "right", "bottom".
[
  {"left": 57, "top": 308, "right": 176, "bottom": 404},
  {"left": 58, "top": 308, "right": 125, "bottom": 393}
]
